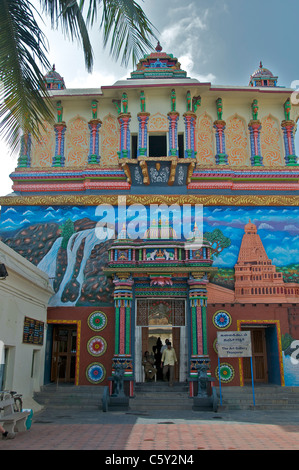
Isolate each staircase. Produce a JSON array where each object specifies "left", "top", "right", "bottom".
[
  {"left": 129, "top": 381, "right": 192, "bottom": 412},
  {"left": 216, "top": 385, "right": 299, "bottom": 410},
  {"left": 34, "top": 383, "right": 103, "bottom": 410}
]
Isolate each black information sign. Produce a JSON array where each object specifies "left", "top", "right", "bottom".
[{"left": 23, "top": 317, "right": 44, "bottom": 345}]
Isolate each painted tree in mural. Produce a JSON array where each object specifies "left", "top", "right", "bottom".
[
  {"left": 204, "top": 229, "right": 231, "bottom": 258},
  {"left": 0, "top": 0, "right": 157, "bottom": 150},
  {"left": 60, "top": 219, "right": 75, "bottom": 249}
]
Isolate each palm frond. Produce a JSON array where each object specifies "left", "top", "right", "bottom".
[
  {"left": 41, "top": 0, "right": 94, "bottom": 72},
  {"left": 81, "top": 0, "right": 158, "bottom": 66},
  {"left": 0, "top": 0, "right": 54, "bottom": 151}
]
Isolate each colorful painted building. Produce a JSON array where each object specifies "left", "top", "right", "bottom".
[{"left": 1, "top": 43, "right": 299, "bottom": 394}]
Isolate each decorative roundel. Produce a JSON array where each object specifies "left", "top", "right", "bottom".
[
  {"left": 86, "top": 362, "right": 106, "bottom": 384},
  {"left": 87, "top": 336, "right": 107, "bottom": 357},
  {"left": 213, "top": 338, "right": 218, "bottom": 354},
  {"left": 212, "top": 310, "right": 232, "bottom": 330},
  {"left": 88, "top": 311, "right": 107, "bottom": 332},
  {"left": 215, "top": 363, "right": 235, "bottom": 383}
]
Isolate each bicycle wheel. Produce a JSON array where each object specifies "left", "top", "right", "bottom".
[{"left": 14, "top": 397, "right": 22, "bottom": 412}]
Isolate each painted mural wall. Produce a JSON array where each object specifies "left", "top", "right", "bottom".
[{"left": 1, "top": 204, "right": 299, "bottom": 385}]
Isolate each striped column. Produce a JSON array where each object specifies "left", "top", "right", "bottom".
[
  {"left": 112, "top": 275, "right": 134, "bottom": 379},
  {"left": 248, "top": 120, "right": 263, "bottom": 166},
  {"left": 188, "top": 276, "right": 209, "bottom": 380},
  {"left": 137, "top": 112, "right": 150, "bottom": 156},
  {"left": 53, "top": 123, "right": 67, "bottom": 167},
  {"left": 88, "top": 118, "right": 102, "bottom": 164},
  {"left": 183, "top": 112, "right": 197, "bottom": 158},
  {"left": 281, "top": 120, "right": 298, "bottom": 166},
  {"left": 168, "top": 112, "right": 180, "bottom": 156},
  {"left": 118, "top": 113, "right": 131, "bottom": 159},
  {"left": 213, "top": 120, "right": 228, "bottom": 164},
  {"left": 18, "top": 133, "right": 32, "bottom": 168}
]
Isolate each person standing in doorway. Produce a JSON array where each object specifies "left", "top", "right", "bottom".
[
  {"left": 161, "top": 342, "right": 177, "bottom": 386},
  {"left": 161, "top": 339, "right": 169, "bottom": 354}
]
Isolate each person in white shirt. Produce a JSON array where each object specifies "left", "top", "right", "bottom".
[
  {"left": 160, "top": 339, "right": 169, "bottom": 354},
  {"left": 161, "top": 342, "right": 177, "bottom": 386}
]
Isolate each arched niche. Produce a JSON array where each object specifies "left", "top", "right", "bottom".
[
  {"left": 195, "top": 112, "right": 214, "bottom": 165},
  {"left": 31, "top": 121, "right": 55, "bottom": 167},
  {"left": 226, "top": 114, "right": 250, "bottom": 166},
  {"left": 65, "top": 115, "right": 89, "bottom": 167},
  {"left": 260, "top": 114, "right": 284, "bottom": 166},
  {"left": 100, "top": 113, "right": 120, "bottom": 166}
]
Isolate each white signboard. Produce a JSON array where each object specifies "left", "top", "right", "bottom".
[{"left": 217, "top": 331, "right": 252, "bottom": 358}]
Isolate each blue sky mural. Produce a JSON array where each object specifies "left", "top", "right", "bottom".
[{"left": 0, "top": 205, "right": 299, "bottom": 269}]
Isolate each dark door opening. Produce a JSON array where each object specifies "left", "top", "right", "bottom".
[
  {"left": 51, "top": 325, "right": 77, "bottom": 383},
  {"left": 178, "top": 133, "right": 184, "bottom": 158},
  {"left": 149, "top": 134, "right": 167, "bottom": 157}
]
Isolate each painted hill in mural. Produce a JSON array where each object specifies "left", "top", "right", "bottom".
[{"left": 2, "top": 218, "right": 114, "bottom": 306}]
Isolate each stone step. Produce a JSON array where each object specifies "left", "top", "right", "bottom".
[
  {"left": 215, "top": 386, "right": 299, "bottom": 410},
  {"left": 34, "top": 384, "right": 103, "bottom": 409},
  {"left": 130, "top": 382, "right": 192, "bottom": 411}
]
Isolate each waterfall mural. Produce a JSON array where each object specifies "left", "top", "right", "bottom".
[{"left": 1, "top": 205, "right": 299, "bottom": 307}]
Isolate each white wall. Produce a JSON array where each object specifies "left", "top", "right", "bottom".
[{"left": 0, "top": 241, "right": 53, "bottom": 411}]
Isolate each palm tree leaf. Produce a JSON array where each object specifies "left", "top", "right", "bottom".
[
  {"left": 41, "top": 0, "right": 94, "bottom": 72},
  {"left": 81, "top": 0, "right": 158, "bottom": 66},
  {"left": 0, "top": 0, "right": 54, "bottom": 151}
]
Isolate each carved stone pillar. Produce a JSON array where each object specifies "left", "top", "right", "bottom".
[
  {"left": 281, "top": 120, "right": 298, "bottom": 166},
  {"left": 88, "top": 118, "right": 102, "bottom": 164},
  {"left": 183, "top": 111, "right": 197, "bottom": 158},
  {"left": 248, "top": 120, "right": 263, "bottom": 166},
  {"left": 187, "top": 273, "right": 210, "bottom": 393},
  {"left": 118, "top": 113, "right": 131, "bottom": 159},
  {"left": 52, "top": 122, "right": 67, "bottom": 167},
  {"left": 214, "top": 120, "right": 228, "bottom": 165},
  {"left": 168, "top": 111, "right": 180, "bottom": 156},
  {"left": 112, "top": 274, "right": 134, "bottom": 382},
  {"left": 137, "top": 112, "right": 150, "bottom": 156},
  {"left": 18, "top": 133, "right": 31, "bottom": 168}
]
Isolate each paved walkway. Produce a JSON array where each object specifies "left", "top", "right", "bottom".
[{"left": 1, "top": 407, "right": 299, "bottom": 451}]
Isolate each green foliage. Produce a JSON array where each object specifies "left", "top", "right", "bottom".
[
  {"left": 0, "top": 0, "right": 157, "bottom": 152},
  {"left": 204, "top": 228, "right": 231, "bottom": 258},
  {"left": 281, "top": 333, "right": 294, "bottom": 352},
  {"left": 60, "top": 218, "right": 75, "bottom": 249}
]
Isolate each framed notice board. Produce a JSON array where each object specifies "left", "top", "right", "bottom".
[{"left": 23, "top": 317, "right": 44, "bottom": 345}]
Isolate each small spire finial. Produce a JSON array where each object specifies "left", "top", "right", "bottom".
[
  {"left": 155, "top": 41, "right": 162, "bottom": 52},
  {"left": 259, "top": 61, "right": 263, "bottom": 68}
]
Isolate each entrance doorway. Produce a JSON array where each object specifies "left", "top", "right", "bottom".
[
  {"left": 242, "top": 328, "right": 268, "bottom": 383},
  {"left": 51, "top": 325, "right": 77, "bottom": 383},
  {"left": 135, "top": 299, "right": 187, "bottom": 383},
  {"left": 142, "top": 327, "right": 180, "bottom": 381}
]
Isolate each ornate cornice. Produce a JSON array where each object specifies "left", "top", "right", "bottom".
[{"left": 1, "top": 194, "right": 299, "bottom": 206}]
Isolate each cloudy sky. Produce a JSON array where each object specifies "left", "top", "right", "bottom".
[{"left": 1, "top": 0, "right": 299, "bottom": 196}]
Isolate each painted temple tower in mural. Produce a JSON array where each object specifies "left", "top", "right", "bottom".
[{"left": 1, "top": 43, "right": 299, "bottom": 392}]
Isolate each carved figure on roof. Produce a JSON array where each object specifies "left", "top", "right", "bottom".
[
  {"left": 56, "top": 101, "right": 63, "bottom": 122},
  {"left": 186, "top": 91, "right": 192, "bottom": 112},
  {"left": 122, "top": 93, "right": 128, "bottom": 113},
  {"left": 252, "top": 99, "right": 259, "bottom": 120},
  {"left": 216, "top": 98, "right": 223, "bottom": 120},
  {"left": 91, "top": 100, "right": 98, "bottom": 119},
  {"left": 112, "top": 99, "right": 121, "bottom": 114},
  {"left": 192, "top": 95, "right": 201, "bottom": 113},
  {"left": 140, "top": 91, "right": 146, "bottom": 112},
  {"left": 171, "top": 89, "right": 176, "bottom": 112},
  {"left": 284, "top": 98, "right": 291, "bottom": 121}
]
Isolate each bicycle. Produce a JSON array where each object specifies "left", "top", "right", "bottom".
[{"left": 0, "top": 390, "right": 23, "bottom": 412}]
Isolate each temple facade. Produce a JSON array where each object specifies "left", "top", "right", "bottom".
[{"left": 1, "top": 43, "right": 299, "bottom": 392}]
